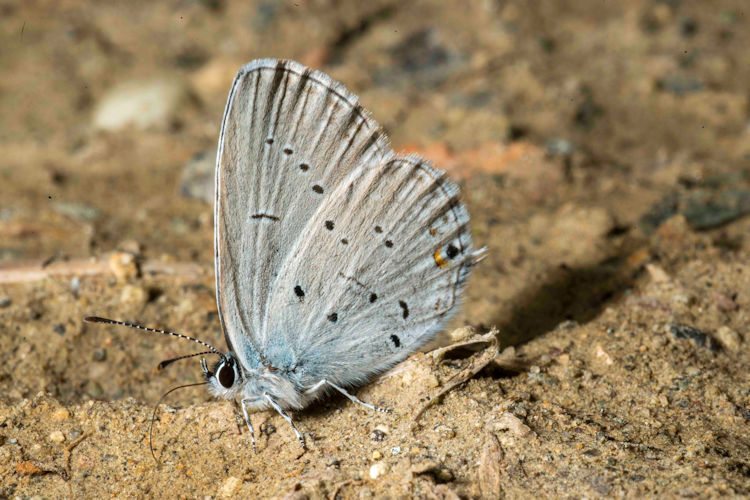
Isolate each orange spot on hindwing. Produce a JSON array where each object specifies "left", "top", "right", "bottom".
[{"left": 434, "top": 248, "right": 448, "bottom": 268}]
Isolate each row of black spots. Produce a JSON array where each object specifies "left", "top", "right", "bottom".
[
  {"left": 286, "top": 147, "right": 311, "bottom": 173},
  {"left": 390, "top": 334, "right": 401, "bottom": 348},
  {"left": 327, "top": 312, "right": 338, "bottom": 323},
  {"left": 263, "top": 137, "right": 310, "bottom": 172},
  {"left": 324, "top": 220, "right": 334, "bottom": 231},
  {"left": 312, "top": 184, "right": 324, "bottom": 194},
  {"left": 294, "top": 285, "right": 305, "bottom": 301},
  {"left": 372, "top": 225, "right": 394, "bottom": 248}
]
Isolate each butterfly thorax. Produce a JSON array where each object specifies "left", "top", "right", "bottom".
[{"left": 205, "top": 352, "right": 307, "bottom": 410}]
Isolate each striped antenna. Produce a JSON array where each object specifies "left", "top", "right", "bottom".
[{"left": 84, "top": 316, "right": 222, "bottom": 354}]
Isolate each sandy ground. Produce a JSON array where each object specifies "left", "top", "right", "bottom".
[{"left": 1, "top": 0, "right": 749, "bottom": 498}]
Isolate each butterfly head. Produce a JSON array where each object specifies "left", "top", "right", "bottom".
[{"left": 204, "top": 352, "right": 244, "bottom": 399}]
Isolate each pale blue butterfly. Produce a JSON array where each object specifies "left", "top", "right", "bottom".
[{"left": 86, "top": 59, "right": 483, "bottom": 452}]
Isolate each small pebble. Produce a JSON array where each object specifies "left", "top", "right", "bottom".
[
  {"left": 52, "top": 408, "right": 70, "bottom": 421},
  {"left": 370, "top": 429, "right": 387, "bottom": 442},
  {"left": 0, "top": 296, "right": 10, "bottom": 308},
  {"left": 715, "top": 326, "right": 741, "bottom": 351},
  {"left": 372, "top": 450, "right": 382, "bottom": 460},
  {"left": 218, "top": 476, "right": 243, "bottom": 497},
  {"left": 668, "top": 323, "right": 717, "bottom": 351},
  {"left": 49, "top": 430, "right": 65, "bottom": 443},
  {"left": 434, "top": 424, "right": 456, "bottom": 439},
  {"left": 69, "top": 429, "right": 83, "bottom": 440},
  {"left": 119, "top": 284, "right": 148, "bottom": 308},
  {"left": 109, "top": 252, "right": 139, "bottom": 282},
  {"left": 93, "top": 348, "right": 107, "bottom": 362},
  {"left": 486, "top": 412, "right": 532, "bottom": 437},
  {"left": 390, "top": 446, "right": 401, "bottom": 456},
  {"left": 93, "top": 78, "right": 189, "bottom": 132},
  {"left": 448, "top": 326, "right": 475, "bottom": 342},
  {"left": 53, "top": 323, "right": 66, "bottom": 335},
  {"left": 369, "top": 461, "right": 388, "bottom": 479}
]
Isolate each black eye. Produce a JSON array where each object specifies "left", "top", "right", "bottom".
[{"left": 218, "top": 363, "right": 235, "bottom": 388}]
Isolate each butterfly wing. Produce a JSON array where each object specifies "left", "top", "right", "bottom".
[
  {"left": 215, "top": 59, "right": 390, "bottom": 370},
  {"left": 264, "top": 153, "right": 482, "bottom": 388}
]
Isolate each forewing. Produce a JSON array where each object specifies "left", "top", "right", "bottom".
[
  {"left": 215, "top": 59, "right": 389, "bottom": 369},
  {"left": 264, "top": 155, "right": 481, "bottom": 387}
]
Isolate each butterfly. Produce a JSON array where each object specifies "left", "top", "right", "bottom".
[{"left": 87, "top": 59, "right": 483, "bottom": 452}]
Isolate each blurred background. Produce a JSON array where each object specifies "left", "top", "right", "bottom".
[{"left": 1, "top": 1, "right": 749, "bottom": 497}]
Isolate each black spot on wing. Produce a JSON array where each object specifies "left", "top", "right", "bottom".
[
  {"left": 390, "top": 335, "right": 401, "bottom": 348},
  {"left": 398, "top": 300, "right": 409, "bottom": 319},
  {"left": 327, "top": 312, "right": 338, "bottom": 322},
  {"left": 446, "top": 244, "right": 459, "bottom": 259},
  {"left": 251, "top": 213, "right": 280, "bottom": 221}
]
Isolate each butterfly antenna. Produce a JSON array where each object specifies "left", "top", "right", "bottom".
[
  {"left": 84, "top": 316, "right": 222, "bottom": 354},
  {"left": 158, "top": 351, "right": 219, "bottom": 370},
  {"left": 149, "top": 381, "right": 207, "bottom": 464}
]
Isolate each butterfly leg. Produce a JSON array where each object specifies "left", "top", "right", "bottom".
[
  {"left": 307, "top": 379, "right": 390, "bottom": 414},
  {"left": 264, "top": 393, "right": 307, "bottom": 451},
  {"left": 240, "top": 398, "right": 257, "bottom": 453}
]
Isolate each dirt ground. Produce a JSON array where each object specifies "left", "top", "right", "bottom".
[{"left": 1, "top": 0, "right": 749, "bottom": 498}]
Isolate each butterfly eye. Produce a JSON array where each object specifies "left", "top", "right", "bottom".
[{"left": 217, "top": 363, "right": 235, "bottom": 388}]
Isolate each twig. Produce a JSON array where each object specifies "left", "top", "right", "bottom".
[
  {"left": 412, "top": 331, "right": 501, "bottom": 426},
  {"left": 330, "top": 479, "right": 362, "bottom": 500},
  {"left": 63, "top": 432, "right": 88, "bottom": 482},
  {"left": 0, "top": 258, "right": 205, "bottom": 284}
]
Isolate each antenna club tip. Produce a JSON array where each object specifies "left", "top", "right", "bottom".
[{"left": 84, "top": 316, "right": 108, "bottom": 323}]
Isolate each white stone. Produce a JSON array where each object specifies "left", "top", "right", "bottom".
[
  {"left": 49, "top": 430, "right": 65, "bottom": 443},
  {"left": 369, "top": 461, "right": 388, "bottom": 479},
  {"left": 93, "top": 79, "right": 188, "bottom": 131},
  {"left": 218, "top": 476, "right": 243, "bottom": 497}
]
